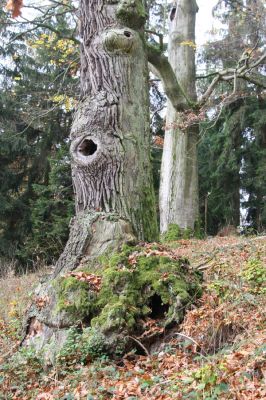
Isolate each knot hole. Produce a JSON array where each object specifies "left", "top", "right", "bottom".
[
  {"left": 124, "top": 31, "right": 132, "bottom": 37},
  {"left": 78, "top": 139, "right": 97, "bottom": 156}
]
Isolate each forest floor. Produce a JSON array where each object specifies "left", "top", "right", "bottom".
[{"left": 0, "top": 235, "right": 265, "bottom": 399}]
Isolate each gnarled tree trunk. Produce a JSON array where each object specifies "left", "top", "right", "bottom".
[
  {"left": 54, "top": 0, "right": 158, "bottom": 274},
  {"left": 22, "top": 0, "right": 158, "bottom": 355},
  {"left": 159, "top": 0, "right": 199, "bottom": 232}
]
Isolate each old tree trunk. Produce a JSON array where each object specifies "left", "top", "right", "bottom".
[
  {"left": 22, "top": 0, "right": 201, "bottom": 361},
  {"left": 160, "top": 0, "right": 199, "bottom": 233}
]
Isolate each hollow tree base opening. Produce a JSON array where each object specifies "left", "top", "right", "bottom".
[
  {"left": 149, "top": 294, "right": 169, "bottom": 320},
  {"left": 22, "top": 243, "right": 202, "bottom": 364}
]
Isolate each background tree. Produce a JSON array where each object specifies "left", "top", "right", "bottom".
[
  {"left": 150, "top": 0, "right": 265, "bottom": 234},
  {"left": 0, "top": 1, "right": 78, "bottom": 268},
  {"left": 198, "top": 0, "right": 266, "bottom": 233},
  {"left": 159, "top": 0, "right": 199, "bottom": 233}
]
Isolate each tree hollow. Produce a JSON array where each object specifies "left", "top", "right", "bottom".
[{"left": 78, "top": 139, "right": 98, "bottom": 157}]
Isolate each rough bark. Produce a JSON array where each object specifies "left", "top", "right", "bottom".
[
  {"left": 71, "top": 0, "right": 158, "bottom": 242},
  {"left": 22, "top": 0, "right": 159, "bottom": 355},
  {"left": 159, "top": 0, "right": 199, "bottom": 232}
]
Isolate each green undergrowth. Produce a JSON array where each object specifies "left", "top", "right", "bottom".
[
  {"left": 240, "top": 258, "right": 266, "bottom": 294},
  {"left": 58, "top": 327, "right": 107, "bottom": 365},
  {"left": 55, "top": 244, "right": 202, "bottom": 361}
]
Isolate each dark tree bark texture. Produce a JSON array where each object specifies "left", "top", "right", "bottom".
[
  {"left": 71, "top": 0, "right": 157, "bottom": 240},
  {"left": 22, "top": 0, "right": 159, "bottom": 355}
]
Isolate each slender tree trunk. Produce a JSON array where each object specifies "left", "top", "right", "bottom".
[
  {"left": 22, "top": 0, "right": 158, "bottom": 351},
  {"left": 159, "top": 0, "right": 199, "bottom": 232}
]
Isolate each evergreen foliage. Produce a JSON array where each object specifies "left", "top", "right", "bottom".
[
  {"left": 240, "top": 99, "right": 266, "bottom": 232},
  {"left": 0, "top": 4, "right": 77, "bottom": 268},
  {"left": 199, "top": 97, "right": 266, "bottom": 234},
  {"left": 17, "top": 144, "right": 74, "bottom": 266},
  {"left": 198, "top": 0, "right": 266, "bottom": 234}
]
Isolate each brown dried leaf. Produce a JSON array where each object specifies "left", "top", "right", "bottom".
[{"left": 6, "top": 0, "right": 23, "bottom": 18}]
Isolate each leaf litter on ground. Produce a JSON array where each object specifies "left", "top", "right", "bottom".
[{"left": 0, "top": 236, "right": 265, "bottom": 399}]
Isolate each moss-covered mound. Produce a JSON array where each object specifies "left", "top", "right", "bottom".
[
  {"left": 55, "top": 244, "right": 202, "bottom": 360},
  {"left": 161, "top": 222, "right": 204, "bottom": 242}
]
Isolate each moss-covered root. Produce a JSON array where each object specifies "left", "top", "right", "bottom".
[{"left": 56, "top": 244, "right": 202, "bottom": 361}]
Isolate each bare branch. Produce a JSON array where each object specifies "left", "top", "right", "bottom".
[
  {"left": 145, "top": 30, "right": 164, "bottom": 51},
  {"left": 127, "top": 336, "right": 150, "bottom": 356},
  {"left": 199, "top": 75, "right": 221, "bottom": 106},
  {"left": 147, "top": 44, "right": 194, "bottom": 111},
  {"left": 198, "top": 52, "right": 266, "bottom": 106},
  {"left": 248, "top": 52, "right": 266, "bottom": 70},
  {"left": 238, "top": 72, "right": 266, "bottom": 88},
  {"left": 196, "top": 71, "right": 219, "bottom": 79}
]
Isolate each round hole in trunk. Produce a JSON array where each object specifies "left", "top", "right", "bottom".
[
  {"left": 78, "top": 139, "right": 97, "bottom": 156},
  {"left": 124, "top": 31, "right": 132, "bottom": 37}
]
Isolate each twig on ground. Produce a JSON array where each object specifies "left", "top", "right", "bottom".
[{"left": 128, "top": 335, "right": 150, "bottom": 356}]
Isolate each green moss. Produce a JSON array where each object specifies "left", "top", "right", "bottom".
[
  {"left": 97, "top": 243, "right": 136, "bottom": 270},
  {"left": 141, "top": 186, "right": 159, "bottom": 242},
  {"left": 161, "top": 224, "right": 182, "bottom": 241},
  {"left": 91, "top": 300, "right": 136, "bottom": 332},
  {"left": 116, "top": 0, "right": 147, "bottom": 29},
  {"left": 161, "top": 221, "right": 205, "bottom": 242},
  {"left": 56, "top": 276, "right": 98, "bottom": 322},
  {"left": 91, "top": 249, "right": 201, "bottom": 334},
  {"left": 55, "top": 243, "right": 202, "bottom": 357}
]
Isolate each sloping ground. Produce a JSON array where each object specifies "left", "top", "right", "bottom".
[{"left": 0, "top": 236, "right": 265, "bottom": 399}]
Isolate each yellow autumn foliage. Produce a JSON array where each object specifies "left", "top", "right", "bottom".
[
  {"left": 180, "top": 40, "right": 197, "bottom": 49},
  {"left": 50, "top": 94, "right": 76, "bottom": 112}
]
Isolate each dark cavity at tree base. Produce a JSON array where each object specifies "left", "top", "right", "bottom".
[{"left": 22, "top": 232, "right": 202, "bottom": 364}]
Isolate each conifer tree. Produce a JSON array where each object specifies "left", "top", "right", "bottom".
[
  {"left": 0, "top": 2, "right": 78, "bottom": 266},
  {"left": 198, "top": 0, "right": 266, "bottom": 233}
]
